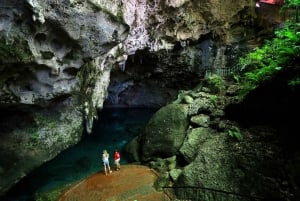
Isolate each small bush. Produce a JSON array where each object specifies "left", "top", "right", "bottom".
[
  {"left": 206, "top": 74, "right": 225, "bottom": 94},
  {"left": 228, "top": 126, "right": 242, "bottom": 141}
]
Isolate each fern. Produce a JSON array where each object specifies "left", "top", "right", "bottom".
[
  {"left": 228, "top": 126, "right": 242, "bottom": 141},
  {"left": 234, "top": 21, "right": 300, "bottom": 97},
  {"left": 288, "top": 78, "right": 300, "bottom": 86}
]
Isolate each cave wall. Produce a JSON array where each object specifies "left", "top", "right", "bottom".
[
  {"left": 0, "top": 0, "right": 128, "bottom": 195},
  {"left": 0, "top": 0, "right": 283, "bottom": 195}
]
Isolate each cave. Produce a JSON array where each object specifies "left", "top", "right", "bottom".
[{"left": 0, "top": 0, "right": 299, "bottom": 201}]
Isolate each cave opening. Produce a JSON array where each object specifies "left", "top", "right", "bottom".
[{"left": 104, "top": 48, "right": 200, "bottom": 108}]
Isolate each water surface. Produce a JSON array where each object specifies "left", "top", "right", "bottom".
[{"left": 2, "top": 108, "right": 157, "bottom": 201}]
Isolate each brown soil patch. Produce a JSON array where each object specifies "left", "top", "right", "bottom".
[{"left": 59, "top": 164, "right": 169, "bottom": 201}]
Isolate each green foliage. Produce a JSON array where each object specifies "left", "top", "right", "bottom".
[
  {"left": 286, "top": 0, "right": 300, "bottom": 6},
  {"left": 236, "top": 22, "right": 300, "bottom": 96},
  {"left": 282, "top": 0, "right": 300, "bottom": 22},
  {"left": 206, "top": 74, "right": 225, "bottom": 94},
  {"left": 232, "top": 74, "right": 240, "bottom": 83},
  {"left": 288, "top": 77, "right": 300, "bottom": 86},
  {"left": 228, "top": 126, "right": 242, "bottom": 141},
  {"left": 208, "top": 94, "right": 219, "bottom": 104}
]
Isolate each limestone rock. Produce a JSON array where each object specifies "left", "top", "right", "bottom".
[
  {"left": 169, "top": 168, "right": 182, "bottom": 182},
  {"left": 141, "top": 104, "right": 189, "bottom": 161},
  {"left": 179, "top": 127, "right": 215, "bottom": 163},
  {"left": 175, "top": 128, "right": 287, "bottom": 200},
  {"left": 0, "top": 0, "right": 128, "bottom": 195},
  {"left": 190, "top": 114, "right": 210, "bottom": 127}
]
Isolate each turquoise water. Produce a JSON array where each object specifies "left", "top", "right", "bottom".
[{"left": 2, "top": 108, "right": 158, "bottom": 201}]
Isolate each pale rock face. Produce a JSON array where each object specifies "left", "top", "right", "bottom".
[
  {"left": 26, "top": 0, "right": 45, "bottom": 24},
  {"left": 0, "top": 0, "right": 129, "bottom": 106},
  {"left": 165, "top": 0, "right": 190, "bottom": 8},
  {"left": 122, "top": 0, "right": 151, "bottom": 54}
]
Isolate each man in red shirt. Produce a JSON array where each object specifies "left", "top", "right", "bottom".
[{"left": 114, "top": 150, "right": 121, "bottom": 171}]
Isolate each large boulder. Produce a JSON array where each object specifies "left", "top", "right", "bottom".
[
  {"left": 179, "top": 127, "right": 215, "bottom": 163},
  {"left": 140, "top": 103, "right": 189, "bottom": 161},
  {"left": 175, "top": 127, "right": 289, "bottom": 200}
]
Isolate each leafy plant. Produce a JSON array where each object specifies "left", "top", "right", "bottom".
[
  {"left": 281, "top": 0, "right": 300, "bottom": 22},
  {"left": 288, "top": 77, "right": 300, "bottom": 86},
  {"left": 206, "top": 74, "right": 225, "bottom": 94},
  {"left": 228, "top": 126, "right": 242, "bottom": 141},
  {"left": 235, "top": 21, "right": 300, "bottom": 97},
  {"left": 208, "top": 94, "right": 219, "bottom": 104},
  {"left": 235, "top": 0, "right": 300, "bottom": 96},
  {"left": 232, "top": 74, "right": 240, "bottom": 84}
]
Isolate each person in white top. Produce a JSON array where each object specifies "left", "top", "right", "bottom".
[{"left": 102, "top": 150, "right": 112, "bottom": 175}]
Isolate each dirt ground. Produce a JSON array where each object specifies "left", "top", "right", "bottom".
[{"left": 59, "top": 165, "right": 170, "bottom": 201}]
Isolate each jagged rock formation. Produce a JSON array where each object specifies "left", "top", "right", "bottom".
[
  {"left": 0, "top": 0, "right": 128, "bottom": 195},
  {"left": 0, "top": 0, "right": 282, "bottom": 196},
  {"left": 126, "top": 78, "right": 300, "bottom": 200}
]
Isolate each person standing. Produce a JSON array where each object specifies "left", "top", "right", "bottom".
[
  {"left": 102, "top": 150, "right": 112, "bottom": 175},
  {"left": 114, "top": 149, "right": 121, "bottom": 171}
]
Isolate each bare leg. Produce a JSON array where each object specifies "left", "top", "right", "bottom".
[
  {"left": 104, "top": 165, "right": 108, "bottom": 175},
  {"left": 115, "top": 160, "right": 120, "bottom": 170}
]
